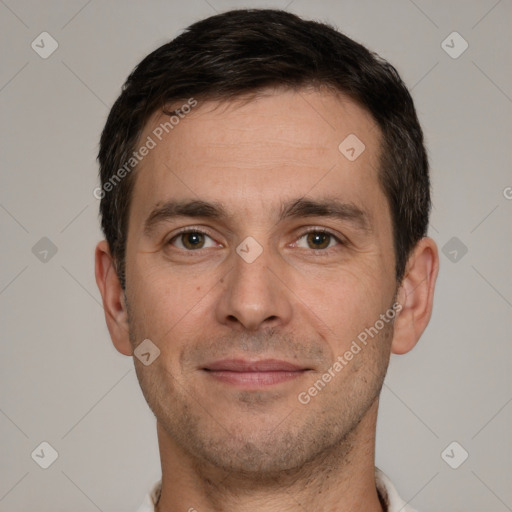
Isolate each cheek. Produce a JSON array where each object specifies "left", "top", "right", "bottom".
[
  {"left": 303, "top": 263, "right": 390, "bottom": 351},
  {"left": 127, "top": 256, "right": 217, "bottom": 343}
]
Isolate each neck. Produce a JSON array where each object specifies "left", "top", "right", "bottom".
[{"left": 154, "top": 400, "right": 383, "bottom": 512}]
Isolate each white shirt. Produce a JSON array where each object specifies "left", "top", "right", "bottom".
[{"left": 136, "top": 467, "right": 418, "bottom": 512}]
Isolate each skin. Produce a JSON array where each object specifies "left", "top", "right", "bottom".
[{"left": 95, "top": 87, "right": 439, "bottom": 512}]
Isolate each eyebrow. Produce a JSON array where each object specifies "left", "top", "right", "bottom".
[{"left": 143, "top": 197, "right": 372, "bottom": 237}]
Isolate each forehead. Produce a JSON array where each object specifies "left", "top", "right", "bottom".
[{"left": 129, "top": 88, "right": 385, "bottom": 230}]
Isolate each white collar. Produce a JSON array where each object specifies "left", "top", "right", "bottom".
[{"left": 136, "top": 467, "right": 418, "bottom": 512}]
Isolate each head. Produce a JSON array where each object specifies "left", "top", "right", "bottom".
[{"left": 95, "top": 9, "right": 438, "bottom": 476}]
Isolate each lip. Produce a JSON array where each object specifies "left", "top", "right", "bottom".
[
  {"left": 204, "top": 359, "right": 306, "bottom": 372},
  {"left": 202, "top": 359, "right": 309, "bottom": 388}
]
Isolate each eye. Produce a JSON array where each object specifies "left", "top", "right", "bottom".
[
  {"left": 168, "top": 229, "right": 218, "bottom": 250},
  {"left": 295, "top": 229, "right": 342, "bottom": 251}
]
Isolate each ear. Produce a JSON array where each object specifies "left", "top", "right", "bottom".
[
  {"left": 391, "top": 237, "right": 439, "bottom": 355},
  {"left": 94, "top": 240, "right": 133, "bottom": 356}
]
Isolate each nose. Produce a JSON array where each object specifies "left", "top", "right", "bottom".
[{"left": 215, "top": 244, "right": 293, "bottom": 332}]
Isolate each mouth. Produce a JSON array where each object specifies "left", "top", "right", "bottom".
[{"left": 202, "top": 359, "right": 311, "bottom": 388}]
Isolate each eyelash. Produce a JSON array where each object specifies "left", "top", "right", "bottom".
[{"left": 167, "top": 226, "right": 346, "bottom": 254}]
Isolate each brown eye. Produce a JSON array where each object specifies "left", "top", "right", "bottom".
[
  {"left": 169, "top": 230, "right": 217, "bottom": 250},
  {"left": 306, "top": 232, "right": 331, "bottom": 249},
  {"left": 181, "top": 232, "right": 205, "bottom": 249},
  {"left": 294, "top": 230, "right": 342, "bottom": 251}
]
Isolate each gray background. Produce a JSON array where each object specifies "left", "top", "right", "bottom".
[{"left": 1, "top": 0, "right": 511, "bottom": 511}]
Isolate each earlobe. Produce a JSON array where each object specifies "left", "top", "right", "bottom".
[
  {"left": 391, "top": 237, "right": 439, "bottom": 355},
  {"left": 94, "top": 240, "right": 133, "bottom": 356}
]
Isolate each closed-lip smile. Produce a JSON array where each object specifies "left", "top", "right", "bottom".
[{"left": 202, "top": 358, "right": 310, "bottom": 387}]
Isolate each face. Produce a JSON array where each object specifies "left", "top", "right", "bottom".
[{"left": 123, "top": 88, "right": 399, "bottom": 474}]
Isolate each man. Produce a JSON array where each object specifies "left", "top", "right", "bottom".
[{"left": 94, "top": 8, "right": 439, "bottom": 512}]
